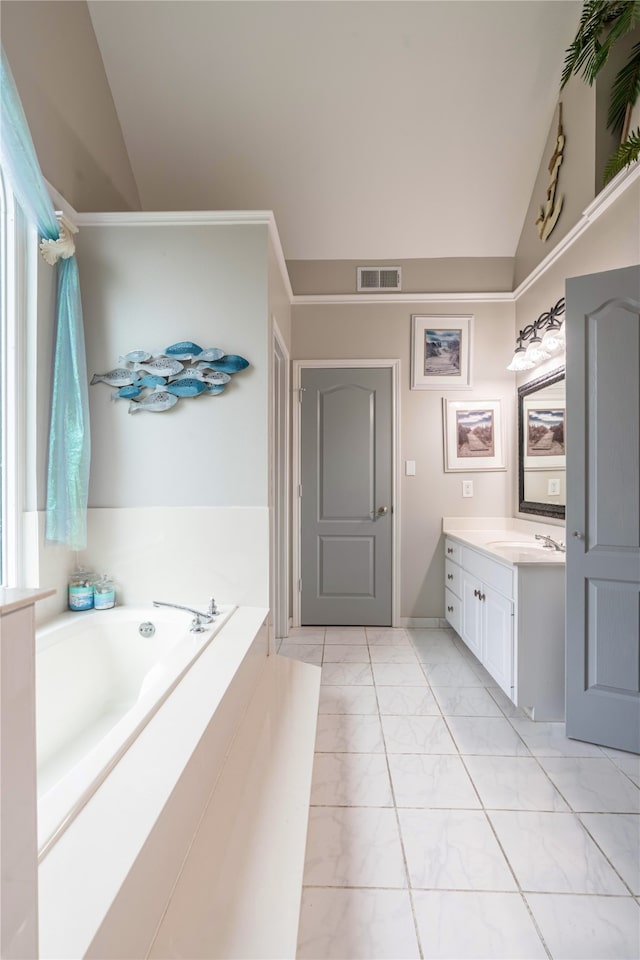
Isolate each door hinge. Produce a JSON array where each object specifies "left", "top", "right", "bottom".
[
  {"left": 298, "top": 579, "right": 302, "bottom": 593},
  {"left": 298, "top": 483, "right": 302, "bottom": 498}
]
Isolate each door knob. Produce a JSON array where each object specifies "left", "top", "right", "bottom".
[
  {"left": 572, "top": 531, "right": 584, "bottom": 540},
  {"left": 377, "top": 506, "right": 389, "bottom": 516}
]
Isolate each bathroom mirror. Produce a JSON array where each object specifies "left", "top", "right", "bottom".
[{"left": 518, "top": 367, "right": 565, "bottom": 519}]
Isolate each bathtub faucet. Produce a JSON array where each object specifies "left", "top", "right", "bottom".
[{"left": 152, "top": 598, "right": 219, "bottom": 633}]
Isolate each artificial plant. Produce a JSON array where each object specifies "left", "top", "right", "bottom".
[{"left": 561, "top": 0, "right": 640, "bottom": 183}]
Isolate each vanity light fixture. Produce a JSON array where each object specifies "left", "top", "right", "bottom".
[{"left": 507, "top": 297, "right": 565, "bottom": 372}]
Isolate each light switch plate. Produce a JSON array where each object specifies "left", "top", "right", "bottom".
[
  {"left": 462, "top": 480, "right": 473, "bottom": 498},
  {"left": 405, "top": 460, "right": 416, "bottom": 476},
  {"left": 548, "top": 478, "right": 561, "bottom": 495}
]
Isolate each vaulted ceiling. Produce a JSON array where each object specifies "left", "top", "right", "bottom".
[{"left": 88, "top": 0, "right": 581, "bottom": 261}]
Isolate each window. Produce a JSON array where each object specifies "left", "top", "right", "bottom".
[{"left": 0, "top": 168, "right": 28, "bottom": 586}]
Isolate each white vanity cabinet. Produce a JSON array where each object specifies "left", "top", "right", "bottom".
[
  {"left": 444, "top": 534, "right": 565, "bottom": 719},
  {"left": 458, "top": 552, "right": 514, "bottom": 696}
]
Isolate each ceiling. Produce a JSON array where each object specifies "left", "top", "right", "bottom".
[{"left": 88, "top": 1, "right": 581, "bottom": 262}]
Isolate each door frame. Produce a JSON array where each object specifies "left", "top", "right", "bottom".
[
  {"left": 292, "top": 358, "right": 401, "bottom": 628},
  {"left": 271, "top": 320, "right": 290, "bottom": 645}
]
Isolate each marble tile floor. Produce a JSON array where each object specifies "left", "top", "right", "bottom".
[{"left": 279, "top": 626, "right": 640, "bottom": 960}]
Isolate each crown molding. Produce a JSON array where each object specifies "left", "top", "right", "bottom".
[
  {"left": 55, "top": 157, "right": 638, "bottom": 308},
  {"left": 291, "top": 291, "right": 514, "bottom": 304},
  {"left": 512, "top": 160, "right": 640, "bottom": 301}
]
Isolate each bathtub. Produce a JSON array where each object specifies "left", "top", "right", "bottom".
[{"left": 36, "top": 603, "right": 236, "bottom": 856}]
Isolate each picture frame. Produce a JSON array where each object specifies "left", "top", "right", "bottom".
[
  {"left": 411, "top": 314, "right": 472, "bottom": 390},
  {"left": 523, "top": 396, "right": 566, "bottom": 470},
  {"left": 443, "top": 398, "right": 506, "bottom": 472}
]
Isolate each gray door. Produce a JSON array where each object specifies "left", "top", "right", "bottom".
[
  {"left": 300, "top": 367, "right": 392, "bottom": 625},
  {"left": 565, "top": 264, "right": 640, "bottom": 753}
]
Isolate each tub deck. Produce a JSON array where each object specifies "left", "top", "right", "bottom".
[{"left": 38, "top": 607, "right": 320, "bottom": 960}]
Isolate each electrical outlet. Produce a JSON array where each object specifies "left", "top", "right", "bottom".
[
  {"left": 462, "top": 480, "right": 473, "bottom": 498},
  {"left": 548, "top": 478, "right": 561, "bottom": 495}
]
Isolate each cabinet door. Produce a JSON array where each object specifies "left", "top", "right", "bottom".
[
  {"left": 461, "top": 571, "right": 482, "bottom": 659},
  {"left": 482, "top": 586, "right": 513, "bottom": 696},
  {"left": 444, "top": 587, "right": 462, "bottom": 635}
]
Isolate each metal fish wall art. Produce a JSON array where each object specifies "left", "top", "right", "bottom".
[{"left": 91, "top": 340, "right": 250, "bottom": 413}]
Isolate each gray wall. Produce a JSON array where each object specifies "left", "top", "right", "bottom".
[
  {"left": 513, "top": 75, "right": 596, "bottom": 288},
  {"left": 2, "top": 0, "right": 140, "bottom": 212},
  {"left": 77, "top": 223, "right": 270, "bottom": 508},
  {"left": 292, "top": 301, "right": 516, "bottom": 618},
  {"left": 516, "top": 181, "right": 640, "bottom": 340},
  {"left": 287, "top": 258, "right": 514, "bottom": 296}
]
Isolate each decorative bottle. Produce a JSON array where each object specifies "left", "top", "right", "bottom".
[
  {"left": 94, "top": 574, "right": 116, "bottom": 610},
  {"left": 68, "top": 569, "right": 97, "bottom": 611}
]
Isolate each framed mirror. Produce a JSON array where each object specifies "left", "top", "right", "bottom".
[{"left": 518, "top": 366, "right": 565, "bottom": 519}]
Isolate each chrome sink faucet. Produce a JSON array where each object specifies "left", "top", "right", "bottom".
[
  {"left": 152, "top": 597, "right": 219, "bottom": 632},
  {"left": 535, "top": 534, "right": 566, "bottom": 553}
]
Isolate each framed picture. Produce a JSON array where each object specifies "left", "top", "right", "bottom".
[
  {"left": 443, "top": 398, "right": 506, "bottom": 472},
  {"left": 411, "top": 315, "right": 472, "bottom": 390},
  {"left": 523, "top": 397, "right": 566, "bottom": 469}
]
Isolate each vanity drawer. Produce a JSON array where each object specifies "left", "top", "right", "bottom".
[
  {"left": 444, "top": 588, "right": 462, "bottom": 635},
  {"left": 444, "top": 538, "right": 461, "bottom": 564},
  {"left": 445, "top": 559, "right": 461, "bottom": 599},
  {"left": 462, "top": 547, "right": 513, "bottom": 599}
]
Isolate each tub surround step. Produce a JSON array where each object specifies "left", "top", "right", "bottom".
[{"left": 148, "top": 654, "right": 321, "bottom": 960}]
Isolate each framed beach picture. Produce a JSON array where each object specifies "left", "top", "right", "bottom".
[
  {"left": 523, "top": 397, "right": 566, "bottom": 470},
  {"left": 411, "top": 315, "right": 472, "bottom": 390},
  {"left": 443, "top": 398, "right": 506, "bottom": 472}
]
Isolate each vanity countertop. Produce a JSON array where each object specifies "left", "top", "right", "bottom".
[{"left": 443, "top": 518, "right": 566, "bottom": 567}]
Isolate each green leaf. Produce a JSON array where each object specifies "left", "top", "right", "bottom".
[
  {"left": 561, "top": 1, "right": 639, "bottom": 89},
  {"left": 603, "top": 127, "right": 640, "bottom": 182},
  {"left": 607, "top": 40, "right": 640, "bottom": 135}
]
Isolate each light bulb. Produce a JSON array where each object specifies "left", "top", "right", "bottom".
[
  {"left": 542, "top": 323, "right": 565, "bottom": 353},
  {"left": 525, "top": 336, "right": 551, "bottom": 365},
  {"left": 507, "top": 349, "right": 535, "bottom": 371}
]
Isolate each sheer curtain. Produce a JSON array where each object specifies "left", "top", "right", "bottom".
[{"left": 0, "top": 47, "right": 90, "bottom": 550}]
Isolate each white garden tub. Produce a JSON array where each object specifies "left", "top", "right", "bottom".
[{"left": 36, "top": 603, "right": 235, "bottom": 856}]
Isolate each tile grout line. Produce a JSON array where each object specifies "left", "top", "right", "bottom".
[
  {"left": 410, "top": 629, "right": 554, "bottom": 960},
  {"left": 372, "top": 627, "right": 425, "bottom": 960}
]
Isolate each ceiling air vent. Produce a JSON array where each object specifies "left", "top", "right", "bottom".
[{"left": 357, "top": 266, "right": 402, "bottom": 292}]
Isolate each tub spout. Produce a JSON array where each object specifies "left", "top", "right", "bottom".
[{"left": 152, "top": 599, "right": 216, "bottom": 632}]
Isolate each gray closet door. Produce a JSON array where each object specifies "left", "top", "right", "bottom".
[
  {"left": 300, "top": 367, "right": 392, "bottom": 625},
  {"left": 565, "top": 264, "right": 640, "bottom": 753}
]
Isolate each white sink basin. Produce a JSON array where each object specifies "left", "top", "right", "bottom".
[{"left": 486, "top": 540, "right": 544, "bottom": 550}]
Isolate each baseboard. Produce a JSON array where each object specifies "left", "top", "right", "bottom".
[{"left": 400, "top": 617, "right": 450, "bottom": 629}]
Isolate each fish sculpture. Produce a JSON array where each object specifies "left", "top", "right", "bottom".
[
  {"left": 128, "top": 391, "right": 178, "bottom": 415},
  {"left": 201, "top": 370, "right": 231, "bottom": 385},
  {"left": 168, "top": 368, "right": 205, "bottom": 382},
  {"left": 138, "top": 374, "right": 167, "bottom": 388},
  {"left": 91, "top": 368, "right": 140, "bottom": 387},
  {"left": 164, "top": 341, "right": 203, "bottom": 360},
  {"left": 133, "top": 358, "right": 184, "bottom": 376},
  {"left": 119, "top": 350, "right": 152, "bottom": 364},
  {"left": 204, "top": 354, "right": 249, "bottom": 374},
  {"left": 111, "top": 384, "right": 142, "bottom": 400},
  {"left": 205, "top": 383, "right": 226, "bottom": 396},
  {"left": 198, "top": 347, "right": 225, "bottom": 362},
  {"left": 165, "top": 378, "right": 207, "bottom": 398}
]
